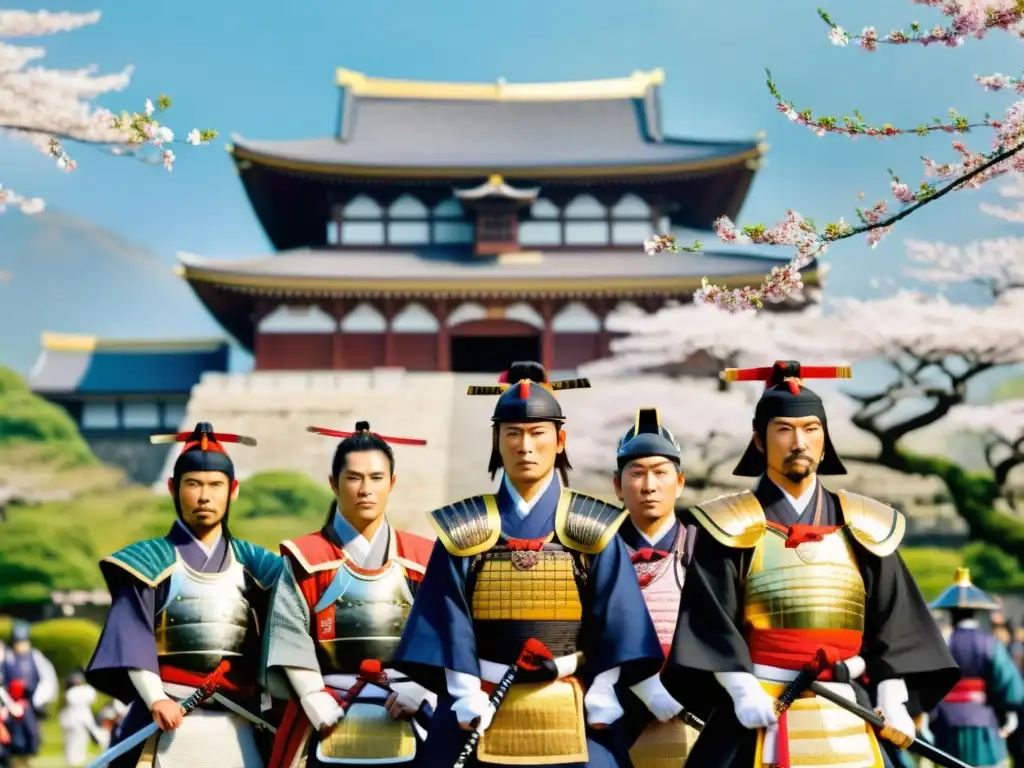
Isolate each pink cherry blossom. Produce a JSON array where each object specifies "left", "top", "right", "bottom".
[{"left": 0, "top": 8, "right": 219, "bottom": 214}]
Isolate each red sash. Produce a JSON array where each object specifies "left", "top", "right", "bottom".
[{"left": 943, "top": 678, "right": 987, "bottom": 704}]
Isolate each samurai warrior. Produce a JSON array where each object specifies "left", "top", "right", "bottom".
[
  {"left": 927, "top": 567, "right": 1024, "bottom": 768},
  {"left": 0, "top": 621, "right": 58, "bottom": 768},
  {"left": 393, "top": 361, "right": 664, "bottom": 768},
  {"left": 262, "top": 421, "right": 435, "bottom": 768},
  {"left": 86, "top": 422, "right": 283, "bottom": 767},
  {"left": 669, "top": 361, "right": 958, "bottom": 768},
  {"left": 611, "top": 408, "right": 698, "bottom": 768}
]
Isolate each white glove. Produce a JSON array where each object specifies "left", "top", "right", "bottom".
[
  {"left": 446, "top": 670, "right": 496, "bottom": 733},
  {"left": 839, "top": 655, "right": 866, "bottom": 680},
  {"left": 876, "top": 679, "right": 915, "bottom": 738},
  {"left": 715, "top": 672, "right": 777, "bottom": 730},
  {"left": 451, "top": 691, "right": 495, "bottom": 732},
  {"left": 630, "top": 674, "right": 684, "bottom": 722},
  {"left": 585, "top": 668, "right": 624, "bottom": 726},
  {"left": 1002, "top": 711, "right": 1019, "bottom": 738},
  {"left": 300, "top": 691, "right": 344, "bottom": 731}
]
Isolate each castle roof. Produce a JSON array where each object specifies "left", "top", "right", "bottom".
[
  {"left": 229, "top": 68, "right": 763, "bottom": 178},
  {"left": 176, "top": 248, "right": 818, "bottom": 351},
  {"left": 29, "top": 333, "right": 229, "bottom": 396}
]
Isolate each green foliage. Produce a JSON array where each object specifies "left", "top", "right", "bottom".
[
  {"left": 0, "top": 617, "right": 101, "bottom": 684},
  {"left": 964, "top": 541, "right": 1024, "bottom": 592},
  {"left": 896, "top": 451, "right": 1024, "bottom": 568},
  {"left": 0, "top": 471, "right": 327, "bottom": 606},
  {"left": 901, "top": 547, "right": 964, "bottom": 601},
  {"left": 231, "top": 470, "right": 333, "bottom": 519},
  {"left": 0, "top": 365, "right": 95, "bottom": 468}
]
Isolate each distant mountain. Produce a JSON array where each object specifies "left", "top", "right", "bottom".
[{"left": 0, "top": 211, "right": 228, "bottom": 374}]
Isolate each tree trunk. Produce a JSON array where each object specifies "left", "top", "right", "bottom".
[{"left": 882, "top": 449, "right": 1024, "bottom": 566}]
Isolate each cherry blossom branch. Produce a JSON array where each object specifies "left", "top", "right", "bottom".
[
  {"left": 0, "top": 9, "right": 219, "bottom": 215},
  {"left": 818, "top": 4, "right": 1024, "bottom": 51},
  {"left": 767, "top": 71, "right": 991, "bottom": 139}
]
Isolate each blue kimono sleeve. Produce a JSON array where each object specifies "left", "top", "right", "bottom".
[
  {"left": 581, "top": 536, "right": 663, "bottom": 687},
  {"left": 85, "top": 576, "right": 164, "bottom": 704},
  {"left": 989, "top": 641, "right": 1024, "bottom": 712},
  {"left": 393, "top": 539, "right": 479, "bottom": 691}
]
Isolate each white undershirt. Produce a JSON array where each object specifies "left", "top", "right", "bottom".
[
  {"left": 637, "top": 515, "right": 677, "bottom": 548},
  {"left": 956, "top": 618, "right": 980, "bottom": 629},
  {"left": 768, "top": 477, "right": 817, "bottom": 519},
  {"left": 331, "top": 506, "right": 390, "bottom": 569},
  {"left": 502, "top": 470, "right": 555, "bottom": 519}
]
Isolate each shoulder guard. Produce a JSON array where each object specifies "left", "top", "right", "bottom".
[
  {"left": 555, "top": 490, "right": 629, "bottom": 555},
  {"left": 690, "top": 491, "right": 766, "bottom": 549},
  {"left": 429, "top": 495, "right": 502, "bottom": 557},
  {"left": 230, "top": 539, "right": 283, "bottom": 589},
  {"left": 280, "top": 532, "right": 345, "bottom": 575},
  {"left": 101, "top": 538, "right": 177, "bottom": 588},
  {"left": 837, "top": 490, "right": 905, "bottom": 557}
]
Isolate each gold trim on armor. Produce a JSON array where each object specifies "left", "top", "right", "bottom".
[
  {"left": 690, "top": 491, "right": 767, "bottom": 549},
  {"left": 837, "top": 491, "right": 906, "bottom": 557},
  {"left": 430, "top": 495, "right": 502, "bottom": 556},
  {"left": 280, "top": 540, "right": 346, "bottom": 574},
  {"left": 477, "top": 678, "right": 588, "bottom": 764},
  {"left": 554, "top": 490, "right": 629, "bottom": 555},
  {"left": 100, "top": 554, "right": 178, "bottom": 589}
]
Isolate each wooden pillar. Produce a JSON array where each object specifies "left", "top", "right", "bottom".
[
  {"left": 434, "top": 298, "right": 451, "bottom": 371},
  {"left": 383, "top": 298, "right": 398, "bottom": 367},
  {"left": 539, "top": 299, "right": 556, "bottom": 372},
  {"left": 331, "top": 299, "right": 345, "bottom": 369}
]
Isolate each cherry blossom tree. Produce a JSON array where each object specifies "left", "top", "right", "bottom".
[
  {"left": 646, "top": 0, "right": 1024, "bottom": 311},
  {"left": 946, "top": 398, "right": 1024, "bottom": 508},
  {"left": 580, "top": 301, "right": 818, "bottom": 385},
  {"left": 0, "top": 9, "right": 217, "bottom": 215}
]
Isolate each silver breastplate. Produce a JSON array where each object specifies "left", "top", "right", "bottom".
[
  {"left": 155, "top": 555, "right": 253, "bottom": 674},
  {"left": 316, "top": 559, "right": 413, "bottom": 675}
]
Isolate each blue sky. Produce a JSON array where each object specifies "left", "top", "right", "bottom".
[{"left": 2, "top": 0, "right": 1022, "bottom": 330}]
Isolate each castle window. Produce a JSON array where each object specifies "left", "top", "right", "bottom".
[
  {"left": 563, "top": 194, "right": 609, "bottom": 245},
  {"left": 122, "top": 401, "right": 160, "bottom": 429},
  {"left": 519, "top": 198, "right": 562, "bottom": 246},
  {"left": 611, "top": 193, "right": 654, "bottom": 245},
  {"left": 432, "top": 198, "right": 474, "bottom": 244},
  {"left": 340, "top": 195, "right": 385, "bottom": 245},
  {"left": 81, "top": 401, "right": 119, "bottom": 429},
  {"left": 387, "top": 195, "right": 430, "bottom": 245}
]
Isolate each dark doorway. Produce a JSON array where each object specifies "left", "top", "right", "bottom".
[{"left": 450, "top": 335, "right": 540, "bottom": 373}]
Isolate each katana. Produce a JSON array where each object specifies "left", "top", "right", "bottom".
[
  {"left": 453, "top": 639, "right": 553, "bottom": 768},
  {"left": 808, "top": 681, "right": 976, "bottom": 768},
  {"left": 86, "top": 661, "right": 230, "bottom": 768}
]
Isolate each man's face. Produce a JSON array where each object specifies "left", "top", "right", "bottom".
[
  {"left": 498, "top": 422, "right": 565, "bottom": 484},
  {"left": 329, "top": 449, "right": 395, "bottom": 526},
  {"left": 170, "top": 470, "right": 236, "bottom": 532},
  {"left": 758, "top": 416, "right": 825, "bottom": 482},
  {"left": 614, "top": 456, "right": 684, "bottom": 527}
]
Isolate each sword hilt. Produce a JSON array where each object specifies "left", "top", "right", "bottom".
[{"left": 876, "top": 711, "right": 915, "bottom": 750}]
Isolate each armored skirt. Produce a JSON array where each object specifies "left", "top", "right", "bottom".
[{"left": 393, "top": 478, "right": 665, "bottom": 768}]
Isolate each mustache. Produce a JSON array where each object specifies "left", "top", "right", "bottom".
[{"left": 784, "top": 453, "right": 811, "bottom": 462}]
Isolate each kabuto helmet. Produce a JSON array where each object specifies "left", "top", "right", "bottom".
[
  {"left": 728, "top": 360, "right": 852, "bottom": 477},
  {"left": 468, "top": 361, "right": 591, "bottom": 483},
  {"left": 616, "top": 407, "right": 682, "bottom": 472}
]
